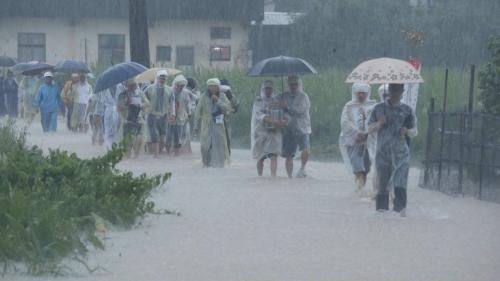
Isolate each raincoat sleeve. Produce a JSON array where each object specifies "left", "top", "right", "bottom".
[
  {"left": 217, "top": 93, "right": 232, "bottom": 114},
  {"left": 286, "top": 93, "right": 310, "bottom": 117},
  {"left": 141, "top": 91, "right": 150, "bottom": 112},
  {"left": 340, "top": 103, "right": 361, "bottom": 145},
  {"left": 253, "top": 99, "right": 266, "bottom": 123},
  {"left": 194, "top": 96, "right": 203, "bottom": 132}
]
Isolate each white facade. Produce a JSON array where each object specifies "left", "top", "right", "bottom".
[{"left": 0, "top": 17, "right": 250, "bottom": 70}]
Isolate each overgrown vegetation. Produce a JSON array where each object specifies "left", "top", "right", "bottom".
[
  {"left": 479, "top": 35, "right": 500, "bottom": 117},
  {"left": 0, "top": 122, "right": 170, "bottom": 275}
]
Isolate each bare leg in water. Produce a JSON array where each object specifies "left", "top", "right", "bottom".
[{"left": 300, "top": 150, "right": 309, "bottom": 171}]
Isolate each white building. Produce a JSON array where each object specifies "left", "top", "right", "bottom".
[{"left": 0, "top": 0, "right": 264, "bottom": 71}]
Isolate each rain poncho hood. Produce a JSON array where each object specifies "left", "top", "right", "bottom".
[
  {"left": 207, "top": 78, "right": 221, "bottom": 87},
  {"left": 173, "top": 74, "right": 188, "bottom": 86}
]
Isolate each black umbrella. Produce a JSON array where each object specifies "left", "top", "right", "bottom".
[
  {"left": 0, "top": 55, "right": 17, "bottom": 67},
  {"left": 10, "top": 61, "right": 37, "bottom": 74},
  {"left": 21, "top": 62, "right": 54, "bottom": 76},
  {"left": 54, "top": 59, "right": 91, "bottom": 74},
  {"left": 247, "top": 56, "right": 318, "bottom": 77},
  {"left": 94, "top": 62, "right": 148, "bottom": 93}
]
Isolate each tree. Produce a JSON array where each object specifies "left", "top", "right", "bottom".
[
  {"left": 129, "top": 0, "right": 150, "bottom": 67},
  {"left": 478, "top": 35, "right": 500, "bottom": 116}
]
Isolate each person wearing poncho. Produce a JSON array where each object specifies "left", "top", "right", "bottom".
[
  {"left": 20, "top": 75, "right": 40, "bottom": 125},
  {"left": 96, "top": 85, "right": 121, "bottom": 151},
  {"left": 277, "top": 75, "right": 311, "bottom": 178},
  {"left": 367, "top": 83, "right": 417, "bottom": 215},
  {"left": 117, "top": 79, "right": 149, "bottom": 158},
  {"left": 166, "top": 74, "right": 191, "bottom": 156},
  {"left": 194, "top": 78, "right": 232, "bottom": 168},
  {"left": 145, "top": 70, "right": 172, "bottom": 158},
  {"left": 61, "top": 73, "right": 79, "bottom": 130},
  {"left": 251, "top": 80, "right": 285, "bottom": 177},
  {"left": 339, "top": 83, "right": 376, "bottom": 196}
]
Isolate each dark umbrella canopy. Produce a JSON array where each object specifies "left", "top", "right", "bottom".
[
  {"left": 94, "top": 62, "right": 148, "bottom": 93},
  {"left": 247, "top": 56, "right": 318, "bottom": 77},
  {"left": 10, "top": 62, "right": 32, "bottom": 74},
  {"left": 0, "top": 55, "right": 17, "bottom": 67},
  {"left": 54, "top": 59, "right": 91, "bottom": 74},
  {"left": 21, "top": 62, "right": 54, "bottom": 76}
]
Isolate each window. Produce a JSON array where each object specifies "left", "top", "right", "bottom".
[
  {"left": 176, "top": 46, "right": 194, "bottom": 67},
  {"left": 210, "top": 27, "right": 231, "bottom": 39},
  {"left": 156, "top": 46, "right": 171, "bottom": 62},
  {"left": 18, "top": 33, "right": 46, "bottom": 62},
  {"left": 98, "top": 34, "right": 125, "bottom": 65},
  {"left": 210, "top": 46, "right": 231, "bottom": 61}
]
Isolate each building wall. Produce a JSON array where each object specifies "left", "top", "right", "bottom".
[{"left": 0, "top": 17, "right": 250, "bottom": 70}]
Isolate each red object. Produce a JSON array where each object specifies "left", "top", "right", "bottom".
[{"left": 408, "top": 59, "right": 421, "bottom": 70}]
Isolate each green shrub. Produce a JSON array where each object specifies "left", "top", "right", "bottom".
[{"left": 0, "top": 121, "right": 170, "bottom": 275}]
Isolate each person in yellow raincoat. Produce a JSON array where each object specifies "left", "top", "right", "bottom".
[
  {"left": 61, "top": 73, "right": 79, "bottom": 130},
  {"left": 20, "top": 75, "right": 41, "bottom": 125}
]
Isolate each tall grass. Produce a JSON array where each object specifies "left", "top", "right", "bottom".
[{"left": 190, "top": 67, "right": 476, "bottom": 160}]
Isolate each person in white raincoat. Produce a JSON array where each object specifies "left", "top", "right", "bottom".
[
  {"left": 145, "top": 70, "right": 171, "bottom": 158},
  {"left": 367, "top": 83, "right": 417, "bottom": 215},
  {"left": 339, "top": 83, "right": 376, "bottom": 196},
  {"left": 277, "top": 75, "right": 311, "bottom": 178},
  {"left": 96, "top": 86, "right": 121, "bottom": 151},
  {"left": 251, "top": 80, "right": 285, "bottom": 177},
  {"left": 166, "top": 75, "right": 191, "bottom": 156}
]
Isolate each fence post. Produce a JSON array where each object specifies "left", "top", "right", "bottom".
[
  {"left": 468, "top": 64, "right": 475, "bottom": 113},
  {"left": 478, "top": 114, "right": 486, "bottom": 199},
  {"left": 457, "top": 111, "right": 466, "bottom": 195},
  {"left": 437, "top": 68, "right": 449, "bottom": 190},
  {"left": 423, "top": 97, "right": 436, "bottom": 186}
]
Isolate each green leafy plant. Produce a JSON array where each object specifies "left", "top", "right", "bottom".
[{"left": 0, "top": 121, "right": 170, "bottom": 275}]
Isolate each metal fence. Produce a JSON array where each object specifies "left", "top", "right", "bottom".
[{"left": 419, "top": 108, "right": 500, "bottom": 203}]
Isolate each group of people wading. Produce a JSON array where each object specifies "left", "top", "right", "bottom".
[{"left": 8, "top": 67, "right": 416, "bottom": 215}]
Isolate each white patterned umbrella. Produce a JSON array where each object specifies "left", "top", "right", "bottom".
[{"left": 345, "top": 57, "right": 424, "bottom": 84}]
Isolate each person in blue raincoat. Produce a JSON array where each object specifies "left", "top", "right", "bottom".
[{"left": 34, "top": 72, "right": 61, "bottom": 133}]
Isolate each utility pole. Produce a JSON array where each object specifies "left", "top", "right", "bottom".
[{"left": 129, "top": 0, "right": 150, "bottom": 67}]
